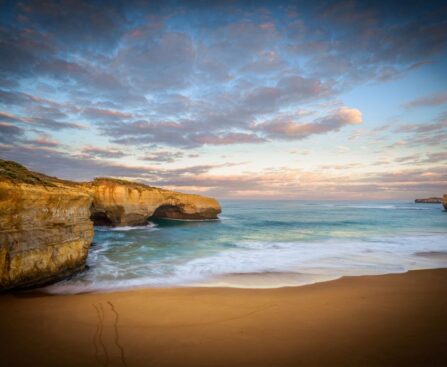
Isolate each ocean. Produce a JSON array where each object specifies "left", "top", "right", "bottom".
[{"left": 46, "top": 200, "right": 447, "bottom": 293}]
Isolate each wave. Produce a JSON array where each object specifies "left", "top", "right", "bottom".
[
  {"left": 95, "top": 222, "right": 158, "bottom": 232},
  {"left": 153, "top": 217, "right": 220, "bottom": 222},
  {"left": 45, "top": 233, "right": 447, "bottom": 294}
]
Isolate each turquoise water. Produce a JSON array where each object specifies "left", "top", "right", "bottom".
[{"left": 47, "top": 200, "right": 447, "bottom": 293}]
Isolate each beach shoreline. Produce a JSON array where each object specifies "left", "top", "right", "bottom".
[{"left": 1, "top": 268, "right": 446, "bottom": 366}]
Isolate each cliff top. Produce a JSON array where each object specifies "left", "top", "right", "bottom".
[
  {"left": 92, "top": 177, "right": 167, "bottom": 192},
  {"left": 0, "top": 159, "right": 218, "bottom": 203},
  {"left": 0, "top": 160, "right": 158, "bottom": 191},
  {"left": 0, "top": 159, "right": 59, "bottom": 186},
  {"left": 0, "top": 160, "right": 167, "bottom": 193}
]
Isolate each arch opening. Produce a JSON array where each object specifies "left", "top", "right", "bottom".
[
  {"left": 90, "top": 211, "right": 112, "bottom": 226},
  {"left": 150, "top": 204, "right": 186, "bottom": 220}
]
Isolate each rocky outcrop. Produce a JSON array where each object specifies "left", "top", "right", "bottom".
[
  {"left": 443, "top": 195, "right": 447, "bottom": 211},
  {"left": 88, "top": 178, "right": 221, "bottom": 226},
  {"left": 0, "top": 160, "right": 221, "bottom": 290},
  {"left": 415, "top": 197, "right": 443, "bottom": 204},
  {"left": 0, "top": 161, "right": 93, "bottom": 290}
]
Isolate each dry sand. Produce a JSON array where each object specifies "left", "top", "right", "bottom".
[{"left": 0, "top": 269, "right": 446, "bottom": 367}]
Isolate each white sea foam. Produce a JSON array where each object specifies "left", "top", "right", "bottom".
[
  {"left": 96, "top": 222, "right": 159, "bottom": 231},
  {"left": 45, "top": 234, "right": 447, "bottom": 294},
  {"left": 154, "top": 217, "right": 220, "bottom": 222}
]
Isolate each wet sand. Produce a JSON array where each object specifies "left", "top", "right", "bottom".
[{"left": 0, "top": 269, "right": 446, "bottom": 367}]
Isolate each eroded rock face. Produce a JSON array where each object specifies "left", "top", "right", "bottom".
[
  {"left": 0, "top": 160, "right": 221, "bottom": 290},
  {"left": 0, "top": 162, "right": 93, "bottom": 290},
  {"left": 88, "top": 178, "right": 221, "bottom": 226},
  {"left": 443, "top": 195, "right": 447, "bottom": 211}
]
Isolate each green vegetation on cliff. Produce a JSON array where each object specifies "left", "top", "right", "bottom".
[
  {"left": 0, "top": 159, "right": 57, "bottom": 186},
  {"left": 0, "top": 159, "right": 79, "bottom": 187}
]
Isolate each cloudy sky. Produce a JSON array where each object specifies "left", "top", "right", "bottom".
[{"left": 1, "top": 0, "right": 446, "bottom": 199}]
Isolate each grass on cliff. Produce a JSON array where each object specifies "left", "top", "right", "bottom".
[
  {"left": 0, "top": 159, "right": 175, "bottom": 193},
  {"left": 0, "top": 159, "right": 67, "bottom": 186}
]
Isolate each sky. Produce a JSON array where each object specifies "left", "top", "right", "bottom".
[{"left": 0, "top": 0, "right": 446, "bottom": 200}]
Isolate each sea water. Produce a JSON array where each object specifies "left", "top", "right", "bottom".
[{"left": 46, "top": 200, "right": 447, "bottom": 293}]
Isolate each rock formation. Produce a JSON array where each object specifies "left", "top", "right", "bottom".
[
  {"left": 0, "top": 159, "right": 221, "bottom": 290},
  {"left": 415, "top": 197, "right": 443, "bottom": 204},
  {"left": 443, "top": 195, "right": 447, "bottom": 211},
  {"left": 0, "top": 160, "right": 94, "bottom": 290},
  {"left": 88, "top": 178, "right": 220, "bottom": 226}
]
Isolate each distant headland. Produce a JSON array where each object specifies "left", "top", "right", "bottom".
[{"left": 415, "top": 197, "right": 443, "bottom": 204}]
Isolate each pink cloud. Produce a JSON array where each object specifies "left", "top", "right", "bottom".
[
  {"left": 255, "top": 107, "right": 362, "bottom": 139},
  {"left": 28, "top": 134, "right": 60, "bottom": 147},
  {"left": 193, "top": 132, "right": 266, "bottom": 145},
  {"left": 403, "top": 91, "right": 447, "bottom": 108}
]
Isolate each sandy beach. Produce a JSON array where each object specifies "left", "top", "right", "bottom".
[{"left": 0, "top": 269, "right": 446, "bottom": 367}]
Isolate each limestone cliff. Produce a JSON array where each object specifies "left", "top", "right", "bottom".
[
  {"left": 0, "top": 161, "right": 93, "bottom": 290},
  {"left": 0, "top": 160, "right": 221, "bottom": 290},
  {"left": 88, "top": 178, "right": 220, "bottom": 226}
]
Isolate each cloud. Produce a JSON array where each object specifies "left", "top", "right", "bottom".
[
  {"left": 2, "top": 1, "right": 443, "bottom": 150},
  {"left": 141, "top": 151, "right": 184, "bottom": 163},
  {"left": 192, "top": 132, "right": 266, "bottom": 145},
  {"left": 81, "top": 146, "right": 126, "bottom": 159},
  {"left": 0, "top": 89, "right": 39, "bottom": 106},
  {"left": 423, "top": 151, "right": 447, "bottom": 163},
  {"left": 115, "top": 30, "right": 196, "bottom": 92},
  {"left": 14, "top": 0, "right": 126, "bottom": 50},
  {"left": 0, "top": 142, "right": 226, "bottom": 184},
  {"left": 394, "top": 114, "right": 447, "bottom": 147},
  {"left": 0, "top": 122, "right": 23, "bottom": 143},
  {"left": 154, "top": 164, "right": 447, "bottom": 199},
  {"left": 104, "top": 120, "right": 193, "bottom": 147},
  {"left": 0, "top": 144, "right": 154, "bottom": 181},
  {"left": 255, "top": 107, "right": 362, "bottom": 140},
  {"left": 0, "top": 110, "right": 84, "bottom": 130},
  {"left": 240, "top": 51, "right": 286, "bottom": 74},
  {"left": 0, "top": 1, "right": 446, "bottom": 199},
  {"left": 81, "top": 108, "right": 134, "bottom": 121},
  {"left": 290, "top": 1, "right": 447, "bottom": 84},
  {"left": 395, "top": 151, "right": 447, "bottom": 165},
  {"left": 0, "top": 111, "right": 24, "bottom": 123},
  {"left": 2, "top": 139, "right": 446, "bottom": 200},
  {"left": 403, "top": 92, "right": 447, "bottom": 108},
  {"left": 394, "top": 154, "right": 421, "bottom": 164},
  {"left": 27, "top": 134, "right": 60, "bottom": 148},
  {"left": 93, "top": 72, "right": 334, "bottom": 148},
  {"left": 369, "top": 167, "right": 447, "bottom": 183}
]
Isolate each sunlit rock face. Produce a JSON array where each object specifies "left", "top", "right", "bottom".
[
  {"left": 0, "top": 160, "right": 221, "bottom": 290},
  {"left": 443, "top": 195, "right": 447, "bottom": 211},
  {"left": 88, "top": 178, "right": 221, "bottom": 226},
  {"left": 0, "top": 161, "right": 93, "bottom": 290}
]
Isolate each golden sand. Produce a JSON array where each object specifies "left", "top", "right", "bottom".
[{"left": 1, "top": 269, "right": 446, "bottom": 366}]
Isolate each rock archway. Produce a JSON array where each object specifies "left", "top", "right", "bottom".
[
  {"left": 151, "top": 204, "right": 199, "bottom": 220},
  {"left": 0, "top": 160, "right": 221, "bottom": 290},
  {"left": 90, "top": 210, "right": 113, "bottom": 226},
  {"left": 90, "top": 178, "right": 221, "bottom": 226}
]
